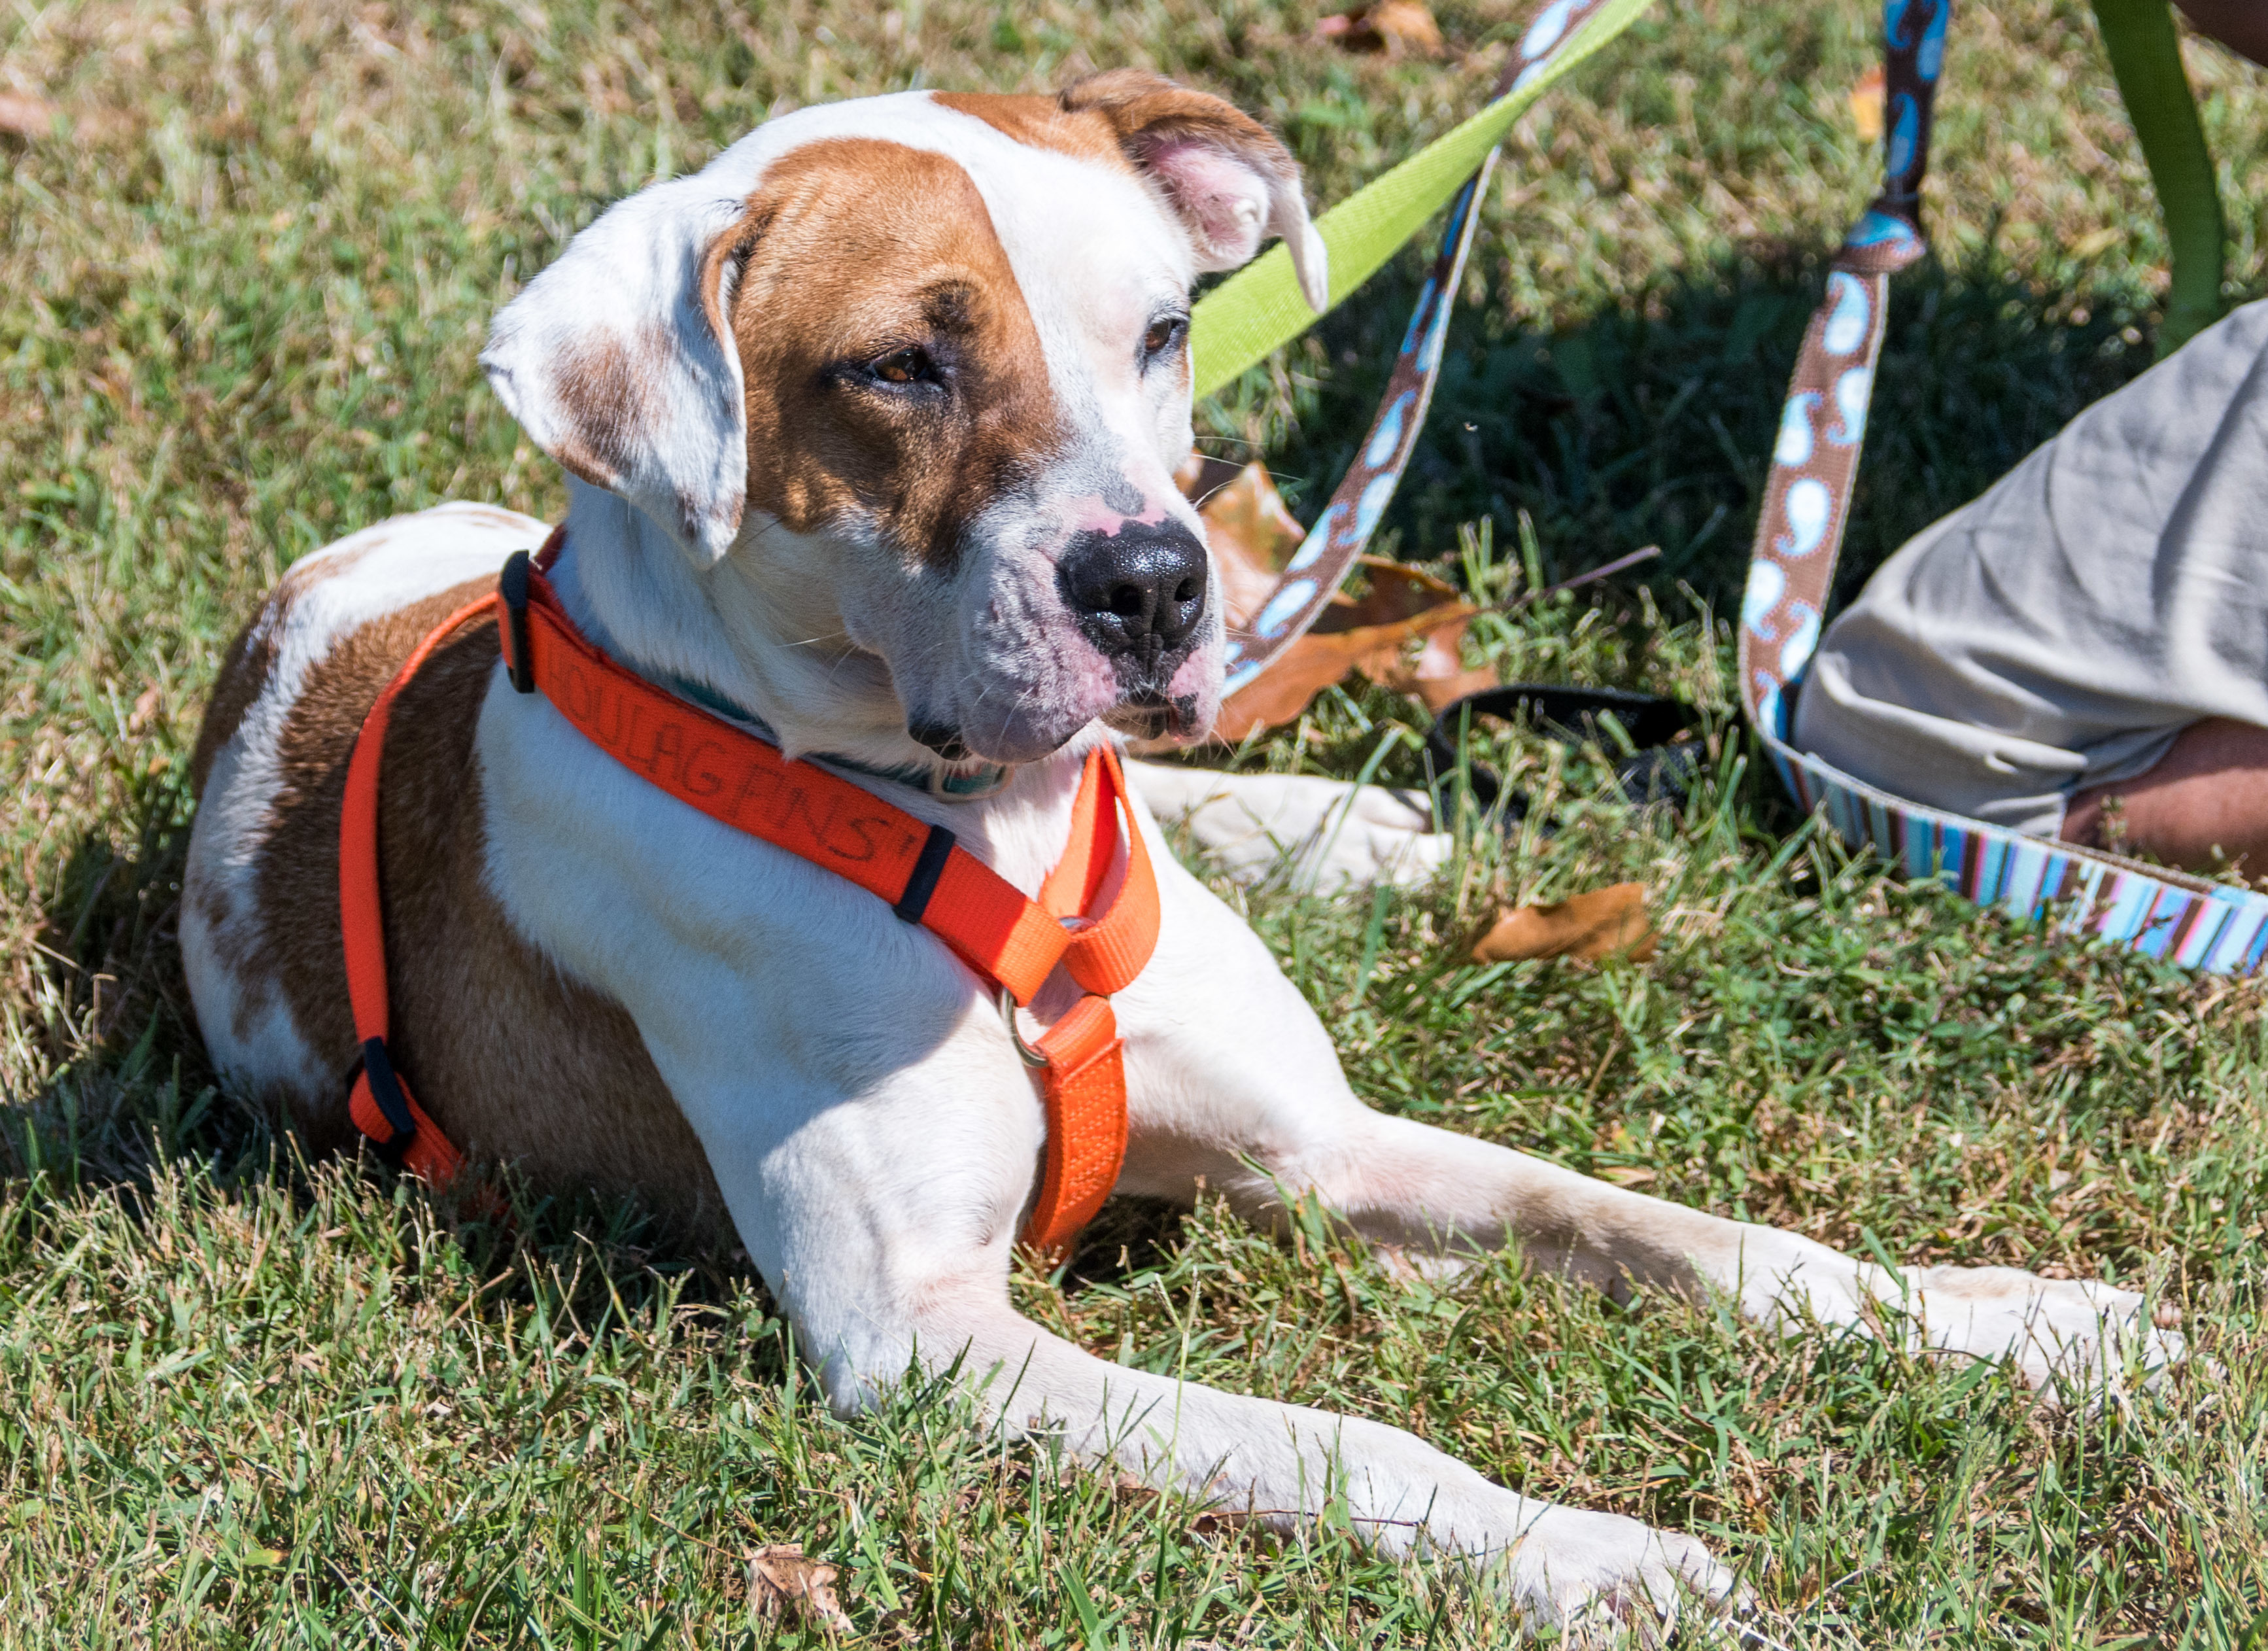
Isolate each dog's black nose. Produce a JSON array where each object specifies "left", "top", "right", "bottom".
[{"left": 1056, "top": 521, "right": 1209, "bottom": 661}]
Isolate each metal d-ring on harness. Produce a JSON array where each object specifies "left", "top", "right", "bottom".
[
  {"left": 997, "top": 907, "right": 1102, "bottom": 1066},
  {"left": 1738, "top": 0, "right": 2268, "bottom": 975},
  {"left": 1001, "top": 988, "right": 1053, "bottom": 1069},
  {"left": 1000, "top": 916, "right": 1093, "bottom": 1069}
]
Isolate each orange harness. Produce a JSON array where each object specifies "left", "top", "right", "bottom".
[{"left": 339, "top": 531, "right": 1160, "bottom": 1257}]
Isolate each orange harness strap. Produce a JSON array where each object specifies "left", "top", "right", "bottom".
[
  {"left": 339, "top": 532, "right": 1160, "bottom": 1257},
  {"left": 339, "top": 595, "right": 493, "bottom": 1189}
]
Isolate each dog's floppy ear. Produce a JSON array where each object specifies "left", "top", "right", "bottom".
[
  {"left": 1060, "top": 70, "right": 1330, "bottom": 312},
  {"left": 480, "top": 176, "right": 752, "bottom": 564}
]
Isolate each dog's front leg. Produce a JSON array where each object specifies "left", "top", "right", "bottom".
[
  {"left": 872, "top": 1274, "right": 1736, "bottom": 1627},
  {"left": 1119, "top": 851, "right": 2188, "bottom": 1406},
  {"left": 1198, "top": 1091, "right": 2188, "bottom": 1400},
  {"left": 636, "top": 973, "right": 1728, "bottom": 1631},
  {"left": 723, "top": 1069, "right": 1731, "bottom": 1632}
]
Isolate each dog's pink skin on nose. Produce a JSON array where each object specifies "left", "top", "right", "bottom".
[
  {"left": 1062, "top": 493, "right": 1174, "bottom": 538},
  {"left": 1168, "top": 648, "right": 1220, "bottom": 701}
]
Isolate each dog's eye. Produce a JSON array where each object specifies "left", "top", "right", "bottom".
[
  {"left": 1141, "top": 315, "right": 1187, "bottom": 362},
  {"left": 870, "top": 346, "right": 936, "bottom": 386}
]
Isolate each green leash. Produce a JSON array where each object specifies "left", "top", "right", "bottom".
[
  {"left": 2090, "top": 0, "right": 2225, "bottom": 356},
  {"left": 1188, "top": 0, "right": 1658, "bottom": 397},
  {"left": 1190, "top": 0, "right": 2225, "bottom": 389},
  {"left": 1197, "top": 0, "right": 1662, "bottom": 688}
]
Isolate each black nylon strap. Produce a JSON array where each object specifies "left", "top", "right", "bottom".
[
  {"left": 500, "top": 550, "right": 536, "bottom": 694},
  {"left": 892, "top": 824, "right": 957, "bottom": 924},
  {"left": 1428, "top": 682, "right": 1702, "bottom": 827},
  {"left": 358, "top": 1036, "right": 417, "bottom": 1142},
  {"left": 1437, "top": 684, "right": 1700, "bottom": 752}
]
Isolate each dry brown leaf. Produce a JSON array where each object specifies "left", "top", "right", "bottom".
[
  {"left": 1312, "top": 557, "right": 1456, "bottom": 631},
  {"left": 1407, "top": 625, "right": 1498, "bottom": 712},
  {"left": 1215, "top": 557, "right": 1491, "bottom": 738},
  {"left": 1211, "top": 631, "right": 1365, "bottom": 741},
  {"left": 0, "top": 91, "right": 58, "bottom": 137},
  {"left": 1849, "top": 64, "right": 1885, "bottom": 143},
  {"left": 1470, "top": 883, "right": 1655, "bottom": 964},
  {"left": 1214, "top": 602, "right": 1475, "bottom": 740},
  {"left": 1174, "top": 453, "right": 1243, "bottom": 503},
  {"left": 1176, "top": 463, "right": 1499, "bottom": 735},
  {"left": 748, "top": 1544, "right": 853, "bottom": 1635},
  {"left": 1313, "top": 560, "right": 1499, "bottom": 711},
  {"left": 1313, "top": 0, "right": 1445, "bottom": 57},
  {"left": 1186, "top": 459, "right": 1307, "bottom": 631}
]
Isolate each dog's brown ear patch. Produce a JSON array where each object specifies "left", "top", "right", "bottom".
[
  {"left": 1057, "top": 70, "right": 1286, "bottom": 173},
  {"left": 931, "top": 92, "right": 1130, "bottom": 170},
  {"left": 545, "top": 328, "right": 672, "bottom": 494},
  {"left": 717, "top": 137, "right": 1061, "bottom": 570},
  {"left": 1054, "top": 71, "right": 1328, "bottom": 307}
]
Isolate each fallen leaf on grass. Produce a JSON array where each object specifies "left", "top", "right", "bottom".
[
  {"left": 1596, "top": 1165, "right": 1657, "bottom": 1187},
  {"left": 1214, "top": 596, "right": 1476, "bottom": 740},
  {"left": 1178, "top": 461, "right": 1498, "bottom": 736},
  {"left": 1184, "top": 458, "right": 1307, "bottom": 631},
  {"left": 1848, "top": 64, "right": 1885, "bottom": 143},
  {"left": 0, "top": 91, "right": 57, "bottom": 137},
  {"left": 1407, "top": 627, "right": 1498, "bottom": 712},
  {"left": 1314, "top": 558, "right": 1457, "bottom": 631},
  {"left": 1314, "top": 0, "right": 1445, "bottom": 57},
  {"left": 748, "top": 1544, "right": 853, "bottom": 1634},
  {"left": 1313, "top": 559, "right": 1500, "bottom": 711},
  {"left": 1214, "top": 558, "right": 1496, "bottom": 739},
  {"left": 1174, "top": 451, "right": 1245, "bottom": 506},
  {"left": 1471, "top": 883, "right": 1654, "bottom": 964}
]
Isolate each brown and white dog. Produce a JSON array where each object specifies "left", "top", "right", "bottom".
[{"left": 182, "top": 75, "right": 2182, "bottom": 1632}]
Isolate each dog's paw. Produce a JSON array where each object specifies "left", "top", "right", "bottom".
[
  {"left": 1127, "top": 761, "right": 1451, "bottom": 893},
  {"left": 1289, "top": 784, "right": 1451, "bottom": 894},
  {"left": 1901, "top": 1266, "right": 2188, "bottom": 1404},
  {"left": 1493, "top": 1504, "right": 1743, "bottom": 1639}
]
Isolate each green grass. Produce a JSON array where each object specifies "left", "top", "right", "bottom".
[{"left": 9, "top": 0, "right": 2268, "bottom": 1642}]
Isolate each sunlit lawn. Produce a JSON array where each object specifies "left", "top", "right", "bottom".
[{"left": 7, "top": 0, "right": 2268, "bottom": 1641}]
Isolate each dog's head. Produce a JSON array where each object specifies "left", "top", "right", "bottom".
[{"left": 481, "top": 74, "right": 1324, "bottom": 766}]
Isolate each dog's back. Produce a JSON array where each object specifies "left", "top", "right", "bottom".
[{"left": 182, "top": 502, "right": 727, "bottom": 1223}]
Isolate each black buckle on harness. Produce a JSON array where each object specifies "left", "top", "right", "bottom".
[
  {"left": 892, "top": 824, "right": 957, "bottom": 925},
  {"left": 356, "top": 1035, "right": 418, "bottom": 1145},
  {"left": 500, "top": 550, "right": 536, "bottom": 694}
]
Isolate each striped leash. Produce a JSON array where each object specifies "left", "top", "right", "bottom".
[{"left": 1740, "top": 0, "right": 2268, "bottom": 974}]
